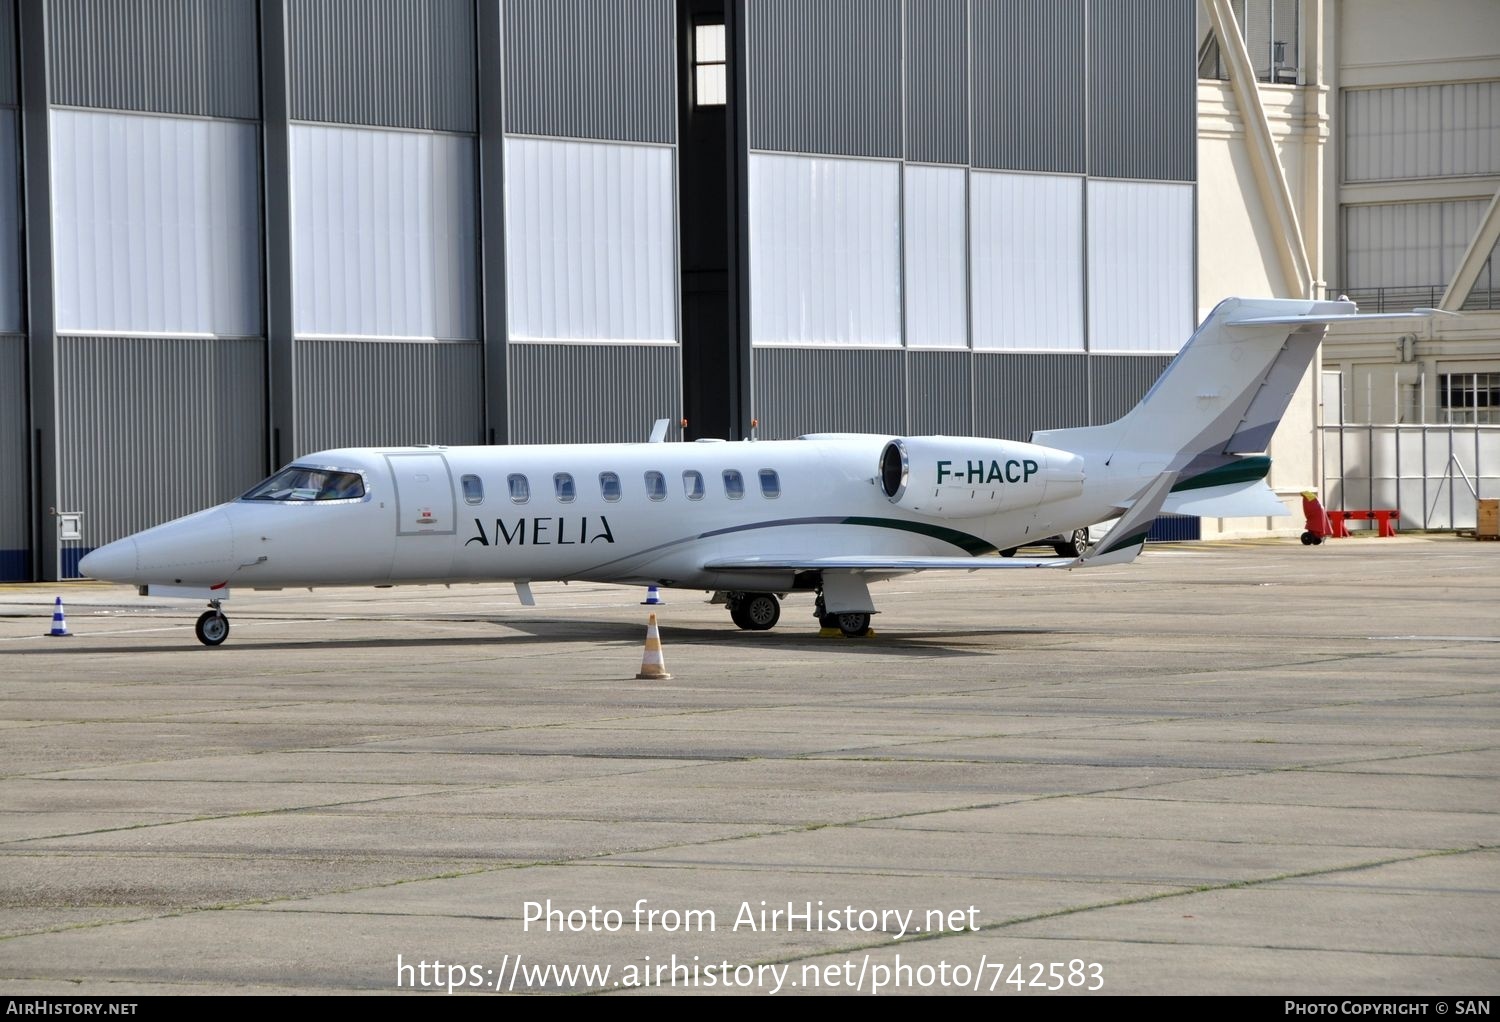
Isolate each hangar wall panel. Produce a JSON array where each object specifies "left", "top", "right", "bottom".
[
  {"left": 752, "top": 348, "right": 905, "bottom": 439},
  {"left": 971, "top": 171, "right": 1083, "bottom": 351},
  {"left": 973, "top": 353, "right": 1088, "bottom": 440},
  {"left": 48, "top": 0, "right": 259, "bottom": 119},
  {"left": 296, "top": 339, "right": 484, "bottom": 452},
  {"left": 1087, "top": 179, "right": 1194, "bottom": 352},
  {"left": 748, "top": 0, "right": 901, "bottom": 159},
  {"left": 503, "top": 0, "right": 675, "bottom": 144},
  {"left": 0, "top": 110, "right": 20, "bottom": 332},
  {"left": 503, "top": 137, "right": 677, "bottom": 344},
  {"left": 0, "top": 0, "right": 15, "bottom": 108},
  {"left": 904, "top": 0, "right": 968, "bottom": 165},
  {"left": 0, "top": 334, "right": 25, "bottom": 580},
  {"left": 508, "top": 343, "right": 681, "bottom": 444},
  {"left": 50, "top": 110, "right": 262, "bottom": 336},
  {"left": 1344, "top": 82, "right": 1500, "bottom": 182},
  {"left": 749, "top": 153, "right": 900, "bottom": 346},
  {"left": 971, "top": 0, "right": 1085, "bottom": 173},
  {"left": 56, "top": 336, "right": 266, "bottom": 551},
  {"left": 903, "top": 165, "right": 967, "bottom": 349},
  {"left": 291, "top": 124, "right": 478, "bottom": 340},
  {"left": 908, "top": 350, "right": 973, "bottom": 436},
  {"left": 289, "top": 0, "right": 476, "bottom": 133},
  {"left": 1088, "top": 0, "right": 1195, "bottom": 181},
  {"left": 1090, "top": 354, "right": 1173, "bottom": 424},
  {"left": 1343, "top": 199, "right": 1488, "bottom": 291}
]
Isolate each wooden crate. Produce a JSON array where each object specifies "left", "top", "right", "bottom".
[{"left": 1479, "top": 498, "right": 1500, "bottom": 539}]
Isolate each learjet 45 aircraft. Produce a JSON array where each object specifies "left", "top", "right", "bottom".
[{"left": 79, "top": 298, "right": 1424, "bottom": 645}]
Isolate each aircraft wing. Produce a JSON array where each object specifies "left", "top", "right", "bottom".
[
  {"left": 702, "top": 553, "right": 1076, "bottom": 572},
  {"left": 706, "top": 472, "right": 1180, "bottom": 575}
]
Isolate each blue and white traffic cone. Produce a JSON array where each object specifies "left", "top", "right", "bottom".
[
  {"left": 46, "top": 596, "right": 72, "bottom": 637},
  {"left": 641, "top": 586, "right": 666, "bottom": 606}
]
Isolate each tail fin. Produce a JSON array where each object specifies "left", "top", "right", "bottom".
[{"left": 1033, "top": 297, "right": 1427, "bottom": 480}]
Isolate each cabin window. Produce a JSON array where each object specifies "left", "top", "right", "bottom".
[
  {"left": 461, "top": 474, "right": 484, "bottom": 505},
  {"left": 759, "top": 469, "right": 781, "bottom": 498},
  {"left": 599, "top": 471, "right": 622, "bottom": 502},
  {"left": 683, "top": 470, "right": 705, "bottom": 500},
  {"left": 722, "top": 469, "right": 744, "bottom": 499},
  {"left": 243, "top": 466, "right": 365, "bottom": 502},
  {"left": 508, "top": 473, "right": 530, "bottom": 504},
  {"left": 645, "top": 470, "right": 667, "bottom": 501},
  {"left": 554, "top": 472, "right": 576, "bottom": 503}
]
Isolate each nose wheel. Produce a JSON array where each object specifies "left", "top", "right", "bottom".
[{"left": 195, "top": 602, "right": 230, "bottom": 646}]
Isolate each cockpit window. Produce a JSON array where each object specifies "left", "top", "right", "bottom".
[{"left": 242, "top": 466, "right": 365, "bottom": 501}]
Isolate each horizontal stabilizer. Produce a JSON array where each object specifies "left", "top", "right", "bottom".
[{"left": 1162, "top": 479, "right": 1290, "bottom": 518}]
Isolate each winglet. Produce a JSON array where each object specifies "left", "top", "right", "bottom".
[{"left": 1076, "top": 471, "right": 1179, "bottom": 568}]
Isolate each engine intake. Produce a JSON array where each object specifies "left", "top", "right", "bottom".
[{"left": 879, "top": 436, "right": 1084, "bottom": 519}]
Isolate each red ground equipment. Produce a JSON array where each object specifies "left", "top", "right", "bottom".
[{"left": 1300, "top": 491, "right": 1331, "bottom": 546}]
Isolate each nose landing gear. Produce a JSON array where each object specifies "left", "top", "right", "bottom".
[{"left": 195, "top": 600, "right": 230, "bottom": 646}]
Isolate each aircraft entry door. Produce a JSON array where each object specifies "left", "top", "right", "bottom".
[{"left": 386, "top": 452, "right": 457, "bottom": 580}]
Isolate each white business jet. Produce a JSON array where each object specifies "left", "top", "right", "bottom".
[{"left": 78, "top": 298, "right": 1417, "bottom": 645}]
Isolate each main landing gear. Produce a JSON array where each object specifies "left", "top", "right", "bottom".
[
  {"left": 195, "top": 600, "right": 230, "bottom": 646},
  {"left": 815, "top": 594, "right": 871, "bottom": 638},
  {"left": 720, "top": 587, "right": 873, "bottom": 637},
  {"left": 727, "top": 591, "right": 781, "bottom": 631}
]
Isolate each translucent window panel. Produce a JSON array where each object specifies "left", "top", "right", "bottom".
[
  {"left": 903, "top": 165, "right": 966, "bottom": 348},
  {"left": 504, "top": 137, "right": 677, "bottom": 344},
  {"left": 749, "top": 153, "right": 900, "bottom": 346},
  {"left": 1344, "top": 200, "right": 1487, "bottom": 290},
  {"left": 0, "top": 110, "right": 18, "bottom": 333},
  {"left": 291, "top": 124, "right": 478, "bottom": 339},
  {"left": 970, "top": 171, "right": 1083, "bottom": 351},
  {"left": 50, "top": 109, "right": 261, "bottom": 336},
  {"left": 1086, "top": 180, "right": 1194, "bottom": 353},
  {"left": 1345, "top": 83, "right": 1500, "bottom": 182}
]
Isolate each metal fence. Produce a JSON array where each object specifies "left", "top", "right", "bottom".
[{"left": 1322, "top": 423, "right": 1500, "bottom": 530}]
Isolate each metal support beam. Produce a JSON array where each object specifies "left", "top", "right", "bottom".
[
  {"left": 1206, "top": 0, "right": 1314, "bottom": 300},
  {"left": 1440, "top": 187, "right": 1500, "bottom": 312},
  {"left": 260, "top": 0, "right": 295, "bottom": 468},
  {"left": 18, "top": 0, "right": 56, "bottom": 580},
  {"left": 477, "top": 0, "right": 509, "bottom": 445}
]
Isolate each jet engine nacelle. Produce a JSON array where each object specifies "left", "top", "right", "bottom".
[{"left": 879, "top": 436, "right": 1085, "bottom": 519}]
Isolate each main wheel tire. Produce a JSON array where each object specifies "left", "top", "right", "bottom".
[
  {"left": 836, "top": 612, "right": 871, "bottom": 638},
  {"left": 1053, "top": 528, "right": 1089, "bottom": 557},
  {"left": 1300, "top": 531, "right": 1316, "bottom": 545},
  {"left": 738, "top": 592, "right": 781, "bottom": 631},
  {"left": 195, "top": 611, "right": 229, "bottom": 647}
]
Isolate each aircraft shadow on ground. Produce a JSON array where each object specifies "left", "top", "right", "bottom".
[{"left": 19, "top": 616, "right": 1057, "bottom": 658}]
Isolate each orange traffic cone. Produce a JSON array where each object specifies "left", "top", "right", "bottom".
[{"left": 635, "top": 612, "right": 672, "bottom": 680}]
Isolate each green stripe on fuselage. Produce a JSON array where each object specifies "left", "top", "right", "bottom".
[
  {"left": 841, "top": 517, "right": 998, "bottom": 556},
  {"left": 1171, "top": 455, "right": 1272, "bottom": 494}
]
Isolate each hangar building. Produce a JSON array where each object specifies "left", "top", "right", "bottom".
[{"left": 0, "top": 0, "right": 1202, "bottom": 580}]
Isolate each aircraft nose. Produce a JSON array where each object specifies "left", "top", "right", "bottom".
[
  {"left": 78, "top": 537, "right": 139, "bottom": 582},
  {"left": 131, "top": 507, "right": 237, "bottom": 582}
]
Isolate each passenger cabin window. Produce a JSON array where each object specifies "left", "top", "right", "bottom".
[
  {"left": 645, "top": 471, "right": 667, "bottom": 501},
  {"left": 599, "top": 471, "right": 622, "bottom": 502},
  {"left": 759, "top": 469, "right": 781, "bottom": 499},
  {"left": 243, "top": 466, "right": 364, "bottom": 502},
  {"left": 461, "top": 474, "right": 484, "bottom": 505},
  {"left": 683, "top": 470, "right": 705, "bottom": 500},
  {"left": 723, "top": 469, "right": 744, "bottom": 499},
  {"left": 508, "top": 473, "right": 530, "bottom": 504},
  {"left": 554, "top": 472, "right": 576, "bottom": 503}
]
